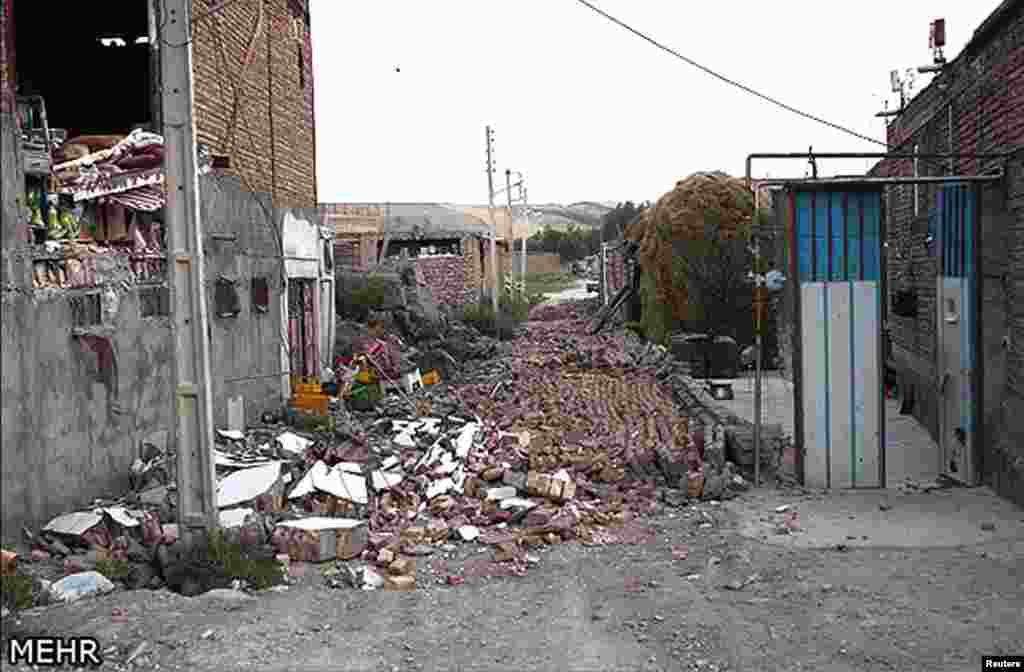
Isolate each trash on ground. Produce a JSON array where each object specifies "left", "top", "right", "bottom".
[{"left": 49, "top": 571, "right": 116, "bottom": 603}]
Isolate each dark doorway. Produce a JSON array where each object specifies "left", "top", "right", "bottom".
[{"left": 13, "top": 2, "right": 153, "bottom": 137}]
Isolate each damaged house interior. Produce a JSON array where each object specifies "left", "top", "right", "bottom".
[{"left": 13, "top": 1, "right": 167, "bottom": 299}]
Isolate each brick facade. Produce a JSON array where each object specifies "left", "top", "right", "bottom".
[
  {"left": 191, "top": 0, "right": 316, "bottom": 209},
  {"left": 872, "top": 0, "right": 1024, "bottom": 504},
  {"left": 0, "top": 0, "right": 11, "bottom": 114}
]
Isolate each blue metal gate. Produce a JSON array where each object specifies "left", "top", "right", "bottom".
[
  {"left": 934, "top": 184, "right": 978, "bottom": 484},
  {"left": 789, "top": 188, "right": 884, "bottom": 488}
]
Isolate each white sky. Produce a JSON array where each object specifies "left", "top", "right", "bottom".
[{"left": 311, "top": 0, "right": 998, "bottom": 205}]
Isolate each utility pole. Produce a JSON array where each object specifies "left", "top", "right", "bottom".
[
  {"left": 505, "top": 169, "right": 514, "bottom": 293},
  {"left": 485, "top": 126, "right": 499, "bottom": 316},
  {"left": 161, "top": 0, "right": 218, "bottom": 546}
]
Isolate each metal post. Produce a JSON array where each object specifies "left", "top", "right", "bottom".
[
  {"left": 485, "top": 127, "right": 499, "bottom": 317},
  {"left": 161, "top": 0, "right": 218, "bottom": 545},
  {"left": 520, "top": 185, "right": 528, "bottom": 293},
  {"left": 752, "top": 186, "right": 762, "bottom": 489}
]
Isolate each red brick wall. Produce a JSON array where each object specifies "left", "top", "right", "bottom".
[
  {"left": 873, "top": 3, "right": 1024, "bottom": 501},
  {"left": 875, "top": 4, "right": 1024, "bottom": 371},
  {"left": 191, "top": 0, "right": 316, "bottom": 209},
  {"left": 415, "top": 255, "right": 475, "bottom": 308}
]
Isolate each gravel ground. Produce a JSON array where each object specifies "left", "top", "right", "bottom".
[{"left": 3, "top": 501, "right": 1022, "bottom": 672}]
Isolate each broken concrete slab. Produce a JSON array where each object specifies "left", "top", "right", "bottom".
[
  {"left": 275, "top": 432, "right": 313, "bottom": 457},
  {"left": 486, "top": 486, "right": 518, "bottom": 501},
  {"left": 457, "top": 525, "right": 481, "bottom": 541},
  {"left": 44, "top": 511, "right": 104, "bottom": 537},
  {"left": 217, "top": 462, "right": 283, "bottom": 509},
  {"left": 219, "top": 508, "right": 254, "bottom": 529},
  {"left": 274, "top": 518, "right": 368, "bottom": 562},
  {"left": 289, "top": 460, "right": 368, "bottom": 505}
]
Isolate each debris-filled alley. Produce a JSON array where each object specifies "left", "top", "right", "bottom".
[
  {"left": 3, "top": 0, "right": 1024, "bottom": 670},
  {"left": 2, "top": 299, "right": 1023, "bottom": 672}
]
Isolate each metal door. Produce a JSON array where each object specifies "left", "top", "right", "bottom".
[
  {"left": 790, "top": 188, "right": 884, "bottom": 488},
  {"left": 935, "top": 184, "right": 977, "bottom": 484}
]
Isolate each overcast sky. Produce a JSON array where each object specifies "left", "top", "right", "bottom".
[{"left": 311, "top": 0, "right": 997, "bottom": 205}]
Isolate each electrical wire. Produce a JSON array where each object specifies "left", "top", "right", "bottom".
[
  {"left": 572, "top": 0, "right": 1010, "bottom": 180},
  {"left": 571, "top": 0, "right": 888, "bottom": 148}
]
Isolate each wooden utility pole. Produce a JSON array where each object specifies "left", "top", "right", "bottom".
[
  {"left": 485, "top": 126, "right": 499, "bottom": 315},
  {"left": 161, "top": 0, "right": 218, "bottom": 545}
]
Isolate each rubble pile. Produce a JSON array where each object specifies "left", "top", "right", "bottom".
[
  {"left": 12, "top": 297, "right": 758, "bottom": 604},
  {"left": 527, "top": 300, "right": 592, "bottom": 323}
]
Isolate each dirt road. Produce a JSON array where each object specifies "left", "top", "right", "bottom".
[
  {"left": 4, "top": 501, "right": 1022, "bottom": 672},
  {"left": 542, "top": 278, "right": 593, "bottom": 304}
]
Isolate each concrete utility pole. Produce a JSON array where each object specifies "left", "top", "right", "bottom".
[
  {"left": 161, "top": 0, "right": 219, "bottom": 545},
  {"left": 485, "top": 126, "right": 499, "bottom": 315}
]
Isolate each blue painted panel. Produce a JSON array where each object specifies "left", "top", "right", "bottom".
[
  {"left": 814, "top": 193, "right": 829, "bottom": 281},
  {"left": 793, "top": 189, "right": 882, "bottom": 283},
  {"left": 796, "top": 192, "right": 815, "bottom": 282},
  {"left": 830, "top": 194, "right": 845, "bottom": 281},
  {"left": 939, "top": 184, "right": 976, "bottom": 279}
]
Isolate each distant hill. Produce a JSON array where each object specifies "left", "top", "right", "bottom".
[{"left": 527, "top": 202, "right": 615, "bottom": 231}]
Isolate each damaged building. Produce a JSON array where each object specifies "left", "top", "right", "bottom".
[
  {"left": 0, "top": 0, "right": 333, "bottom": 539},
  {"left": 323, "top": 202, "right": 514, "bottom": 308}
]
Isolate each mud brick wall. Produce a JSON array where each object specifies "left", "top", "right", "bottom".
[{"left": 191, "top": 0, "right": 316, "bottom": 209}]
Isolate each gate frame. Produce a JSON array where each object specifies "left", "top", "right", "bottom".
[{"left": 745, "top": 151, "right": 1006, "bottom": 487}]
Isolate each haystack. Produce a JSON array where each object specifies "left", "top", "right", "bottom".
[{"left": 625, "top": 172, "right": 753, "bottom": 327}]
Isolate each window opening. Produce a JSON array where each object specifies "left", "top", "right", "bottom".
[
  {"left": 214, "top": 278, "right": 242, "bottom": 318},
  {"left": 252, "top": 276, "right": 271, "bottom": 313}
]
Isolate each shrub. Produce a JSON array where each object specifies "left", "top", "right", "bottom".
[{"left": 203, "top": 529, "right": 283, "bottom": 591}]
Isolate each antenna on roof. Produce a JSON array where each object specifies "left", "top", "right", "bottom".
[{"left": 919, "top": 18, "right": 947, "bottom": 73}]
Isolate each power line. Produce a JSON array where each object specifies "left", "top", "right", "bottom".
[{"left": 571, "top": 0, "right": 888, "bottom": 148}]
